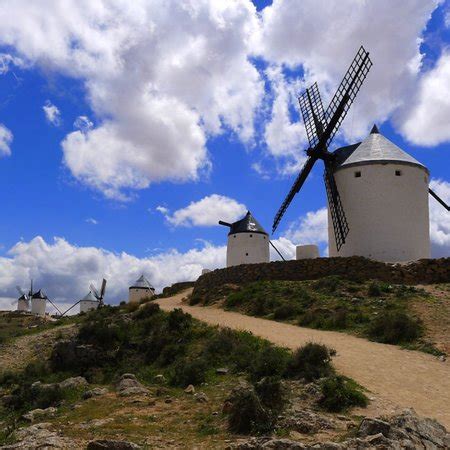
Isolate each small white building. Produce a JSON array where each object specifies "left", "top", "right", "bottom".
[
  {"left": 31, "top": 290, "right": 47, "bottom": 316},
  {"left": 79, "top": 291, "right": 100, "bottom": 313},
  {"left": 329, "top": 125, "right": 430, "bottom": 262},
  {"left": 129, "top": 275, "right": 155, "bottom": 303},
  {"left": 220, "top": 211, "right": 270, "bottom": 267},
  {"left": 17, "top": 294, "right": 29, "bottom": 312}
]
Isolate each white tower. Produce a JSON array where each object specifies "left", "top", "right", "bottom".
[
  {"left": 79, "top": 291, "right": 100, "bottom": 313},
  {"left": 31, "top": 290, "right": 47, "bottom": 316},
  {"left": 17, "top": 294, "right": 29, "bottom": 312},
  {"left": 129, "top": 275, "right": 155, "bottom": 303},
  {"left": 329, "top": 125, "right": 430, "bottom": 262},
  {"left": 219, "top": 211, "right": 270, "bottom": 267}
]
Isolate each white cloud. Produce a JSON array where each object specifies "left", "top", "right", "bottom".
[
  {"left": 0, "top": 0, "right": 263, "bottom": 198},
  {"left": 256, "top": 0, "right": 440, "bottom": 143},
  {"left": 43, "top": 100, "right": 61, "bottom": 126},
  {"left": 0, "top": 53, "right": 23, "bottom": 74},
  {"left": 160, "top": 194, "right": 247, "bottom": 227},
  {"left": 0, "top": 236, "right": 226, "bottom": 306},
  {"left": 74, "top": 115, "right": 93, "bottom": 133},
  {"left": 155, "top": 206, "right": 169, "bottom": 215},
  {"left": 263, "top": 65, "right": 307, "bottom": 173},
  {"left": 429, "top": 178, "right": 450, "bottom": 256},
  {"left": 283, "top": 207, "right": 329, "bottom": 246},
  {"left": 85, "top": 218, "right": 98, "bottom": 225},
  {"left": 0, "top": 124, "right": 13, "bottom": 156},
  {"left": 400, "top": 52, "right": 450, "bottom": 145}
]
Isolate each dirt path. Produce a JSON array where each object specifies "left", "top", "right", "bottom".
[
  {"left": 157, "top": 290, "right": 450, "bottom": 428},
  {"left": 0, "top": 324, "right": 76, "bottom": 373}
]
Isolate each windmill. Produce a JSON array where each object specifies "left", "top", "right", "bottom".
[
  {"left": 14, "top": 280, "right": 33, "bottom": 312},
  {"left": 60, "top": 278, "right": 107, "bottom": 317},
  {"left": 272, "top": 45, "right": 450, "bottom": 262},
  {"left": 272, "top": 46, "right": 373, "bottom": 251}
]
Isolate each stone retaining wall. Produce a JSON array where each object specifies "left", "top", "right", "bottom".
[{"left": 193, "top": 257, "right": 450, "bottom": 298}]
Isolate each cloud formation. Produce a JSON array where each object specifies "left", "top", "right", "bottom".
[
  {"left": 429, "top": 178, "right": 450, "bottom": 256},
  {"left": 0, "top": 124, "right": 13, "bottom": 156},
  {"left": 159, "top": 194, "right": 247, "bottom": 227},
  {"left": 43, "top": 100, "right": 61, "bottom": 126}
]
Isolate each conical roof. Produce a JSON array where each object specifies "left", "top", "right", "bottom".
[
  {"left": 129, "top": 274, "right": 154, "bottom": 290},
  {"left": 31, "top": 289, "right": 47, "bottom": 299},
  {"left": 18, "top": 294, "right": 28, "bottom": 301},
  {"left": 228, "top": 211, "right": 268, "bottom": 236},
  {"left": 334, "top": 125, "right": 427, "bottom": 172},
  {"left": 81, "top": 291, "right": 98, "bottom": 302}
]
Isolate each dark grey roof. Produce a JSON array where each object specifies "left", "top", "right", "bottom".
[
  {"left": 81, "top": 291, "right": 98, "bottom": 302},
  {"left": 334, "top": 125, "right": 427, "bottom": 171},
  {"left": 31, "top": 289, "right": 47, "bottom": 299},
  {"left": 129, "top": 274, "right": 154, "bottom": 290},
  {"left": 18, "top": 294, "right": 28, "bottom": 301},
  {"left": 227, "top": 211, "right": 268, "bottom": 236}
]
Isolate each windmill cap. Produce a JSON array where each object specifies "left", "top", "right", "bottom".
[
  {"left": 226, "top": 211, "right": 268, "bottom": 236},
  {"left": 334, "top": 127, "right": 428, "bottom": 172},
  {"left": 81, "top": 291, "right": 98, "bottom": 302},
  {"left": 31, "top": 289, "right": 47, "bottom": 299},
  {"left": 129, "top": 274, "right": 154, "bottom": 290}
]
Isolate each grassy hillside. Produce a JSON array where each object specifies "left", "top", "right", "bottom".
[
  {"left": 0, "top": 302, "right": 368, "bottom": 448},
  {"left": 190, "top": 277, "right": 449, "bottom": 355}
]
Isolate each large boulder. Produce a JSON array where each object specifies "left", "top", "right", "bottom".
[
  {"left": 87, "top": 440, "right": 141, "bottom": 449},
  {"left": 115, "top": 374, "right": 149, "bottom": 397},
  {"left": 22, "top": 407, "right": 57, "bottom": 422},
  {"left": 59, "top": 376, "right": 88, "bottom": 390}
]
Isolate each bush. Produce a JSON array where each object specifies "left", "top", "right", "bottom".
[
  {"left": 254, "top": 377, "right": 286, "bottom": 413},
  {"left": 273, "top": 303, "right": 299, "bottom": 320},
  {"left": 287, "top": 343, "right": 335, "bottom": 381},
  {"left": 227, "top": 386, "right": 273, "bottom": 434},
  {"left": 167, "top": 309, "right": 192, "bottom": 333},
  {"left": 170, "top": 358, "right": 208, "bottom": 387},
  {"left": 318, "top": 375, "right": 368, "bottom": 412},
  {"left": 134, "top": 302, "right": 160, "bottom": 320},
  {"left": 250, "top": 345, "right": 291, "bottom": 382},
  {"left": 313, "top": 276, "right": 341, "bottom": 293},
  {"left": 367, "top": 312, "right": 422, "bottom": 344}
]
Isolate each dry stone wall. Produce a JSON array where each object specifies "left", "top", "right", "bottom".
[{"left": 193, "top": 257, "right": 450, "bottom": 297}]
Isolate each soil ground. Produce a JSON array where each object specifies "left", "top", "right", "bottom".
[{"left": 157, "top": 289, "right": 450, "bottom": 429}]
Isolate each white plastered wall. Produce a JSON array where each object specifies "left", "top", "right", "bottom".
[
  {"left": 129, "top": 288, "right": 154, "bottom": 303},
  {"left": 17, "top": 299, "right": 28, "bottom": 311},
  {"left": 328, "top": 163, "right": 430, "bottom": 262},
  {"left": 31, "top": 298, "right": 46, "bottom": 316},
  {"left": 80, "top": 301, "right": 99, "bottom": 313},
  {"left": 226, "top": 232, "right": 270, "bottom": 267}
]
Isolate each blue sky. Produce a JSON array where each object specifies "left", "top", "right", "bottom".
[{"left": 0, "top": 0, "right": 450, "bottom": 306}]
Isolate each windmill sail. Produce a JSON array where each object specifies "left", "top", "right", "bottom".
[{"left": 298, "top": 82, "right": 325, "bottom": 149}]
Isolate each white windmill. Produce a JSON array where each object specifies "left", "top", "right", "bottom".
[
  {"left": 60, "top": 279, "right": 107, "bottom": 316},
  {"left": 14, "top": 281, "right": 33, "bottom": 312},
  {"left": 128, "top": 275, "right": 155, "bottom": 303}
]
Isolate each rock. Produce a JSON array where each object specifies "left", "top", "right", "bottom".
[
  {"left": 59, "top": 376, "right": 88, "bottom": 390},
  {"left": 80, "top": 418, "right": 114, "bottom": 429},
  {"left": 22, "top": 407, "right": 57, "bottom": 422},
  {"left": 358, "top": 417, "right": 391, "bottom": 437},
  {"left": 234, "top": 437, "right": 306, "bottom": 449},
  {"left": 184, "top": 384, "right": 195, "bottom": 394},
  {"left": 154, "top": 374, "right": 166, "bottom": 384},
  {"left": 1, "top": 422, "right": 77, "bottom": 449},
  {"left": 194, "top": 392, "right": 209, "bottom": 403},
  {"left": 116, "top": 373, "right": 149, "bottom": 397},
  {"left": 216, "top": 367, "right": 229, "bottom": 375},
  {"left": 438, "top": 355, "right": 446, "bottom": 362},
  {"left": 279, "top": 409, "right": 335, "bottom": 434},
  {"left": 87, "top": 439, "right": 141, "bottom": 449},
  {"left": 83, "top": 387, "right": 108, "bottom": 399},
  {"left": 164, "top": 398, "right": 173, "bottom": 404}
]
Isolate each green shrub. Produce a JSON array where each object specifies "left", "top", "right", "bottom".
[
  {"left": 254, "top": 377, "right": 286, "bottom": 412},
  {"left": 134, "top": 302, "right": 160, "bottom": 320},
  {"left": 170, "top": 358, "right": 208, "bottom": 387},
  {"left": 287, "top": 343, "right": 335, "bottom": 381},
  {"left": 313, "top": 276, "right": 341, "bottom": 293},
  {"left": 250, "top": 346, "right": 291, "bottom": 382},
  {"left": 367, "top": 312, "right": 422, "bottom": 344},
  {"left": 227, "top": 387, "right": 273, "bottom": 434},
  {"left": 318, "top": 375, "right": 368, "bottom": 412},
  {"left": 273, "top": 303, "right": 299, "bottom": 320},
  {"left": 167, "top": 309, "right": 192, "bottom": 333}
]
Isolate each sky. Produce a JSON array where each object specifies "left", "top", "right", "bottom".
[{"left": 1, "top": 0, "right": 450, "bottom": 310}]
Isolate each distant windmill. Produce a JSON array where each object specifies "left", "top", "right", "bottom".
[
  {"left": 272, "top": 46, "right": 450, "bottom": 262},
  {"left": 14, "top": 281, "right": 33, "bottom": 312},
  {"left": 60, "top": 278, "right": 107, "bottom": 317}
]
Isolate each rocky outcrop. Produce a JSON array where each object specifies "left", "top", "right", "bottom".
[
  {"left": 58, "top": 376, "right": 88, "bottom": 390},
  {"left": 22, "top": 406, "right": 57, "bottom": 422},
  {"left": 193, "top": 257, "right": 450, "bottom": 302},
  {"left": 86, "top": 440, "right": 141, "bottom": 449},
  {"left": 0, "top": 423, "right": 80, "bottom": 449},
  {"left": 83, "top": 387, "right": 108, "bottom": 399},
  {"left": 115, "top": 373, "right": 149, "bottom": 396},
  {"left": 233, "top": 409, "right": 450, "bottom": 449}
]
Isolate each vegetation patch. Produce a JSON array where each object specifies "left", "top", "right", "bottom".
[{"left": 198, "top": 278, "right": 443, "bottom": 354}]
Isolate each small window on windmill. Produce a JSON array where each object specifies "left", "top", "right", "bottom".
[
  {"left": 395, "top": 170, "right": 402, "bottom": 176},
  {"left": 250, "top": 234, "right": 253, "bottom": 237},
  {"left": 246, "top": 252, "right": 249, "bottom": 256},
  {"left": 354, "top": 171, "right": 362, "bottom": 178}
]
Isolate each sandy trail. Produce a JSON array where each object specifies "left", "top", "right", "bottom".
[{"left": 157, "top": 290, "right": 450, "bottom": 428}]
